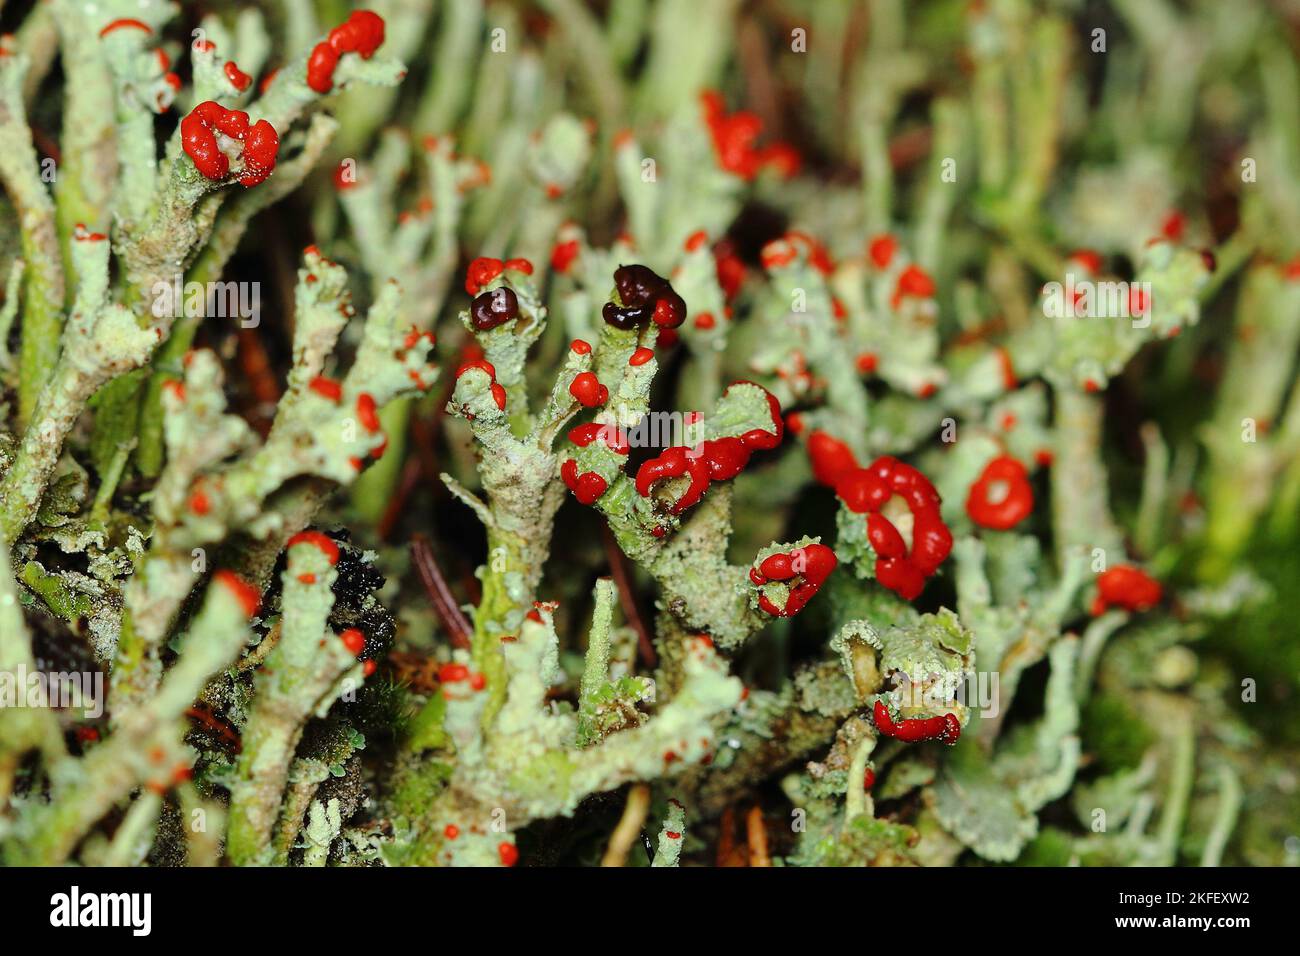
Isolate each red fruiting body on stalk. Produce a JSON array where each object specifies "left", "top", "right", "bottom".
[
  {"left": 700, "top": 90, "right": 799, "bottom": 181},
  {"left": 693, "top": 312, "right": 716, "bottom": 330},
  {"left": 714, "top": 242, "right": 746, "bottom": 300},
  {"left": 456, "top": 358, "right": 496, "bottom": 380},
  {"left": 551, "top": 239, "right": 580, "bottom": 273},
  {"left": 891, "top": 264, "right": 935, "bottom": 308},
  {"left": 1069, "top": 249, "right": 1103, "bottom": 275},
  {"left": 570, "top": 338, "right": 591, "bottom": 355},
  {"left": 99, "top": 18, "right": 152, "bottom": 37},
  {"left": 561, "top": 459, "right": 608, "bottom": 506},
  {"left": 807, "top": 430, "right": 859, "bottom": 487},
  {"left": 444, "top": 824, "right": 460, "bottom": 840},
  {"left": 966, "top": 455, "right": 1034, "bottom": 530},
  {"left": 636, "top": 447, "right": 712, "bottom": 514},
  {"left": 873, "top": 700, "right": 961, "bottom": 745},
  {"left": 863, "top": 768, "right": 876, "bottom": 789},
  {"left": 569, "top": 371, "right": 608, "bottom": 407},
  {"left": 855, "top": 352, "right": 878, "bottom": 375},
  {"left": 181, "top": 101, "right": 279, "bottom": 186},
  {"left": 439, "top": 664, "right": 469, "bottom": 683},
  {"left": 629, "top": 347, "right": 654, "bottom": 366},
  {"left": 498, "top": 842, "right": 519, "bottom": 867},
  {"left": 995, "top": 347, "right": 1017, "bottom": 390},
  {"left": 306, "top": 10, "right": 385, "bottom": 94},
  {"left": 750, "top": 543, "right": 838, "bottom": 617},
  {"left": 287, "top": 530, "right": 341, "bottom": 565},
  {"left": 308, "top": 375, "right": 342, "bottom": 402},
  {"left": 214, "top": 570, "right": 261, "bottom": 618},
  {"left": 224, "top": 61, "right": 252, "bottom": 91},
  {"left": 504, "top": 257, "right": 533, "bottom": 275},
  {"left": 363, "top": 660, "right": 377, "bottom": 677},
  {"left": 834, "top": 457, "right": 951, "bottom": 600},
  {"left": 356, "top": 393, "right": 380, "bottom": 432},
  {"left": 634, "top": 384, "right": 781, "bottom": 514},
  {"left": 1161, "top": 210, "right": 1186, "bottom": 242},
  {"left": 1091, "top": 565, "right": 1162, "bottom": 616},
  {"left": 189, "top": 488, "right": 211, "bottom": 516},
  {"left": 490, "top": 383, "right": 507, "bottom": 411},
  {"left": 340, "top": 629, "right": 366, "bottom": 655},
  {"left": 684, "top": 230, "right": 708, "bottom": 252},
  {"left": 868, "top": 234, "right": 897, "bottom": 269},
  {"left": 464, "top": 256, "right": 504, "bottom": 295}
]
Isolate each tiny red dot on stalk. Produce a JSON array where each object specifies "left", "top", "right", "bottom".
[
  {"left": 308, "top": 376, "right": 342, "bottom": 402},
  {"left": 868, "top": 234, "right": 897, "bottom": 269},
  {"left": 570, "top": 338, "right": 591, "bottom": 355},
  {"left": 498, "top": 842, "right": 519, "bottom": 866},
  {"left": 224, "top": 61, "right": 252, "bottom": 91},
  {"left": 551, "top": 239, "right": 580, "bottom": 273},
  {"left": 214, "top": 570, "right": 261, "bottom": 618},
  {"left": 189, "top": 488, "right": 211, "bottom": 515},
  {"left": 356, "top": 393, "right": 380, "bottom": 432},
  {"left": 340, "top": 628, "right": 366, "bottom": 655}
]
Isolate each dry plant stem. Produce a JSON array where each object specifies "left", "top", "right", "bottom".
[
  {"left": 601, "top": 522, "right": 656, "bottom": 667},
  {"left": 411, "top": 533, "right": 473, "bottom": 649},
  {"left": 600, "top": 782, "right": 651, "bottom": 866},
  {"left": 745, "top": 805, "right": 771, "bottom": 867}
]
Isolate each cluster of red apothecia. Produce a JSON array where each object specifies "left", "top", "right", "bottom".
[
  {"left": 1092, "top": 564, "right": 1162, "bottom": 616},
  {"left": 602, "top": 264, "right": 687, "bottom": 330},
  {"left": 465, "top": 256, "right": 535, "bottom": 330},
  {"left": 965, "top": 455, "right": 1034, "bottom": 530},
  {"left": 872, "top": 700, "right": 961, "bottom": 746},
  {"left": 634, "top": 382, "right": 784, "bottom": 518},
  {"left": 700, "top": 90, "right": 801, "bottom": 181},
  {"left": 306, "top": 10, "right": 385, "bottom": 93},
  {"left": 808, "top": 432, "right": 952, "bottom": 601},
  {"left": 181, "top": 101, "right": 279, "bottom": 186},
  {"left": 748, "top": 543, "right": 838, "bottom": 617}
]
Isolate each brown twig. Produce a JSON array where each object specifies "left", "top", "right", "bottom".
[
  {"left": 378, "top": 455, "right": 424, "bottom": 541},
  {"left": 410, "top": 533, "right": 472, "bottom": 650},
  {"left": 600, "top": 522, "right": 656, "bottom": 668},
  {"left": 745, "top": 805, "right": 771, "bottom": 867},
  {"left": 236, "top": 326, "right": 281, "bottom": 436},
  {"left": 716, "top": 806, "right": 747, "bottom": 866}
]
